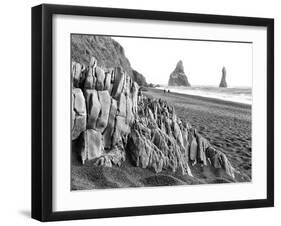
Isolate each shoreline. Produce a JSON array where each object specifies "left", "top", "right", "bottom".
[{"left": 153, "top": 87, "right": 252, "bottom": 107}]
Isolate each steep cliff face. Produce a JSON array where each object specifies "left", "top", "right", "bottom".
[
  {"left": 219, "top": 66, "right": 227, "bottom": 88},
  {"left": 71, "top": 35, "right": 146, "bottom": 87},
  {"left": 168, "top": 60, "right": 190, "bottom": 86}
]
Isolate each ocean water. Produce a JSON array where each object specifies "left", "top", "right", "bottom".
[{"left": 157, "top": 86, "right": 252, "bottom": 105}]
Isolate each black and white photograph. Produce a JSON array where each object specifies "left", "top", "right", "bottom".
[
  {"left": 71, "top": 34, "right": 252, "bottom": 190},
  {"left": 0, "top": 0, "right": 277, "bottom": 224},
  {"left": 29, "top": 3, "right": 274, "bottom": 222}
]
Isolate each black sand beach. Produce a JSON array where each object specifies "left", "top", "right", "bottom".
[{"left": 71, "top": 88, "right": 251, "bottom": 190}]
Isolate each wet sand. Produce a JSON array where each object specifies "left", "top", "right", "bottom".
[{"left": 71, "top": 88, "right": 251, "bottom": 190}]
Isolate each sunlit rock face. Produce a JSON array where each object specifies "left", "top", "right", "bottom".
[
  {"left": 219, "top": 66, "right": 227, "bottom": 88},
  {"left": 168, "top": 60, "right": 191, "bottom": 87}
]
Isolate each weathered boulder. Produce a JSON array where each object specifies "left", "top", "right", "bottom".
[
  {"left": 128, "top": 129, "right": 155, "bottom": 170},
  {"left": 221, "top": 154, "right": 235, "bottom": 178},
  {"left": 104, "top": 70, "right": 113, "bottom": 92},
  {"left": 96, "top": 91, "right": 111, "bottom": 132},
  {"left": 207, "top": 147, "right": 222, "bottom": 168},
  {"left": 72, "top": 62, "right": 82, "bottom": 88},
  {"left": 89, "top": 56, "right": 97, "bottom": 68},
  {"left": 168, "top": 60, "right": 190, "bottom": 86},
  {"left": 112, "top": 116, "right": 130, "bottom": 145},
  {"left": 126, "top": 92, "right": 134, "bottom": 124},
  {"left": 196, "top": 134, "right": 209, "bottom": 165},
  {"left": 219, "top": 66, "right": 227, "bottom": 88},
  {"left": 84, "top": 57, "right": 97, "bottom": 89},
  {"left": 206, "top": 146, "right": 235, "bottom": 178},
  {"left": 131, "top": 82, "right": 139, "bottom": 114},
  {"left": 72, "top": 88, "right": 86, "bottom": 140},
  {"left": 172, "top": 119, "right": 184, "bottom": 147},
  {"left": 72, "top": 115, "right": 86, "bottom": 141},
  {"left": 73, "top": 88, "right": 86, "bottom": 114},
  {"left": 111, "top": 67, "right": 125, "bottom": 99},
  {"left": 84, "top": 89, "right": 101, "bottom": 130},
  {"left": 188, "top": 129, "right": 198, "bottom": 162},
  {"left": 95, "top": 66, "right": 105, "bottom": 90},
  {"left": 80, "top": 129, "right": 104, "bottom": 164},
  {"left": 181, "top": 127, "right": 190, "bottom": 159},
  {"left": 118, "top": 92, "right": 127, "bottom": 117},
  {"left": 103, "top": 98, "right": 118, "bottom": 149}
]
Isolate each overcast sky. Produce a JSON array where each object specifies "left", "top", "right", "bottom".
[{"left": 113, "top": 36, "right": 252, "bottom": 87}]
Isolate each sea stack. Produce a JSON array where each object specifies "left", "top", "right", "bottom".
[
  {"left": 219, "top": 66, "right": 227, "bottom": 88},
  {"left": 168, "top": 60, "right": 190, "bottom": 86}
]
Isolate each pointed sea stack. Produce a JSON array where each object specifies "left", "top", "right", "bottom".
[
  {"left": 219, "top": 66, "right": 227, "bottom": 88},
  {"left": 168, "top": 60, "right": 190, "bottom": 86}
]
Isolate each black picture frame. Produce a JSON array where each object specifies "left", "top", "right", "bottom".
[{"left": 31, "top": 3, "right": 274, "bottom": 222}]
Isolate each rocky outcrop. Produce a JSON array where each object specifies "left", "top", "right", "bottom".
[
  {"left": 219, "top": 66, "right": 227, "bottom": 88},
  {"left": 168, "top": 60, "right": 190, "bottom": 87},
  {"left": 71, "top": 57, "right": 235, "bottom": 179},
  {"left": 126, "top": 97, "right": 235, "bottom": 178},
  {"left": 81, "top": 129, "right": 104, "bottom": 164},
  {"left": 72, "top": 56, "right": 138, "bottom": 167},
  {"left": 127, "top": 100, "right": 193, "bottom": 176}
]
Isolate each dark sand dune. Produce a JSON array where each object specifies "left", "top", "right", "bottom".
[{"left": 71, "top": 88, "right": 251, "bottom": 190}]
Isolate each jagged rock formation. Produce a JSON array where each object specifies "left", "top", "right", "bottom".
[
  {"left": 219, "top": 66, "right": 227, "bottom": 88},
  {"left": 72, "top": 57, "right": 235, "bottom": 178},
  {"left": 127, "top": 97, "right": 234, "bottom": 177},
  {"left": 71, "top": 35, "right": 147, "bottom": 87},
  {"left": 168, "top": 60, "right": 190, "bottom": 86}
]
